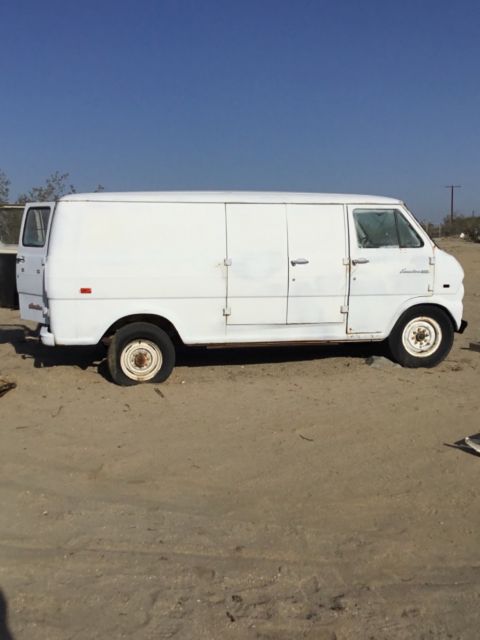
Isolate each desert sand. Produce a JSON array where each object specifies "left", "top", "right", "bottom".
[{"left": 0, "top": 238, "right": 479, "bottom": 639}]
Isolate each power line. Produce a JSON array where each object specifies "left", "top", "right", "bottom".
[{"left": 445, "top": 185, "right": 461, "bottom": 223}]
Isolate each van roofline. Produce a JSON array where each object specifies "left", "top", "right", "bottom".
[{"left": 57, "top": 191, "right": 403, "bottom": 206}]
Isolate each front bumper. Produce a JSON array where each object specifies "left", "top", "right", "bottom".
[
  {"left": 457, "top": 319, "right": 468, "bottom": 334},
  {"left": 40, "top": 325, "right": 55, "bottom": 346}
]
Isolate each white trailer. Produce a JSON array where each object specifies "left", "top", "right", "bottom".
[{"left": 16, "top": 192, "right": 467, "bottom": 384}]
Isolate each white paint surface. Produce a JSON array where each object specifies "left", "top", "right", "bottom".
[{"left": 15, "top": 192, "right": 465, "bottom": 349}]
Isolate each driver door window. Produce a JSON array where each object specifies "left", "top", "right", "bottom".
[{"left": 353, "top": 209, "right": 423, "bottom": 249}]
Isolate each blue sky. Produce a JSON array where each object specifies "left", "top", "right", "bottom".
[{"left": 1, "top": 0, "right": 479, "bottom": 221}]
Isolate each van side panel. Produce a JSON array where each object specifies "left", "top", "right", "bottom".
[
  {"left": 46, "top": 201, "right": 227, "bottom": 343},
  {"left": 43, "top": 195, "right": 464, "bottom": 347},
  {"left": 48, "top": 298, "right": 227, "bottom": 344}
]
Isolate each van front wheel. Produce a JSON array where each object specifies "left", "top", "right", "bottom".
[
  {"left": 108, "top": 322, "right": 175, "bottom": 385},
  {"left": 388, "top": 306, "right": 454, "bottom": 368}
]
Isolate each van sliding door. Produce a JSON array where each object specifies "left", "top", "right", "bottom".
[{"left": 287, "top": 204, "right": 349, "bottom": 324}]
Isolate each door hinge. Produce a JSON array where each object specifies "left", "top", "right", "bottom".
[
  {"left": 223, "top": 306, "right": 231, "bottom": 316},
  {"left": 429, "top": 256, "right": 435, "bottom": 265},
  {"left": 340, "top": 305, "right": 349, "bottom": 314},
  {"left": 224, "top": 257, "right": 232, "bottom": 266},
  {"left": 342, "top": 257, "right": 350, "bottom": 266}
]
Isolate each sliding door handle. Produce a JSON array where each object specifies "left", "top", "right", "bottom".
[
  {"left": 352, "top": 258, "right": 369, "bottom": 265},
  {"left": 291, "top": 258, "right": 309, "bottom": 266}
]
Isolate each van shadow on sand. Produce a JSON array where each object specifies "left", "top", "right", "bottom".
[
  {"left": 0, "top": 589, "right": 15, "bottom": 640},
  {"left": 0, "top": 323, "right": 387, "bottom": 381},
  {"left": 0, "top": 323, "right": 106, "bottom": 372}
]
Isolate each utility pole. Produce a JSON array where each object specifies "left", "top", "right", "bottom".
[{"left": 445, "top": 185, "right": 461, "bottom": 223}]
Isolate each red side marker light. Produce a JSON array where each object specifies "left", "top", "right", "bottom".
[{"left": 80, "top": 287, "right": 92, "bottom": 294}]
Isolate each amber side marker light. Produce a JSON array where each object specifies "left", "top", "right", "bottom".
[{"left": 80, "top": 287, "right": 92, "bottom": 294}]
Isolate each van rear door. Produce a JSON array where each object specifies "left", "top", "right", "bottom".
[{"left": 16, "top": 202, "right": 54, "bottom": 323}]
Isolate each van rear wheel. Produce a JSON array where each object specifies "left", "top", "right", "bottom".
[
  {"left": 388, "top": 306, "right": 454, "bottom": 368},
  {"left": 108, "top": 322, "right": 175, "bottom": 385}
]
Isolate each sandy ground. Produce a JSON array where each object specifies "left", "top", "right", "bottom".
[{"left": 1, "top": 238, "right": 480, "bottom": 639}]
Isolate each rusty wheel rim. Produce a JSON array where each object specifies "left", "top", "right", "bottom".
[{"left": 120, "top": 339, "right": 162, "bottom": 381}]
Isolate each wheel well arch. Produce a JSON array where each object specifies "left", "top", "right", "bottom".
[
  {"left": 391, "top": 302, "right": 457, "bottom": 334},
  {"left": 102, "top": 314, "right": 183, "bottom": 346}
]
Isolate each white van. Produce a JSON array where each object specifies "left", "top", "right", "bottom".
[{"left": 16, "top": 192, "right": 466, "bottom": 384}]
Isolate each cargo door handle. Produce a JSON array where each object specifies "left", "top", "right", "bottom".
[
  {"left": 16, "top": 256, "right": 25, "bottom": 263},
  {"left": 352, "top": 258, "right": 369, "bottom": 265},
  {"left": 291, "top": 258, "right": 309, "bottom": 266}
]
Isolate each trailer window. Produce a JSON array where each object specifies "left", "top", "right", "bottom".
[
  {"left": 23, "top": 207, "right": 50, "bottom": 247},
  {"left": 353, "top": 209, "right": 423, "bottom": 248},
  {"left": 0, "top": 207, "right": 22, "bottom": 246}
]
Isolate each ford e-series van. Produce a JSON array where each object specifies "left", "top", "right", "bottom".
[{"left": 16, "top": 192, "right": 466, "bottom": 384}]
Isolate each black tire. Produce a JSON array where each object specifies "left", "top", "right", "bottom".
[
  {"left": 388, "top": 305, "right": 454, "bottom": 368},
  {"left": 108, "top": 322, "right": 176, "bottom": 385}
]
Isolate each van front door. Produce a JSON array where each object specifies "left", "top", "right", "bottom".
[
  {"left": 287, "top": 204, "right": 348, "bottom": 324},
  {"left": 16, "top": 203, "right": 54, "bottom": 323},
  {"left": 347, "top": 206, "right": 434, "bottom": 334}
]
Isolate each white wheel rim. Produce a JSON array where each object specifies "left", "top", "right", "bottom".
[
  {"left": 402, "top": 317, "right": 442, "bottom": 358},
  {"left": 120, "top": 339, "right": 163, "bottom": 381}
]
